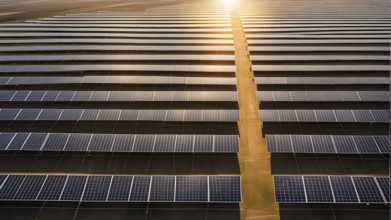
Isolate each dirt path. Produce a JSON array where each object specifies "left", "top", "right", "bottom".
[{"left": 230, "top": 9, "right": 280, "bottom": 220}]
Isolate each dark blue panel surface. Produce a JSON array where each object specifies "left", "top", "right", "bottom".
[
  {"left": 129, "top": 176, "right": 150, "bottom": 201},
  {"left": 353, "top": 136, "right": 380, "bottom": 154},
  {"left": 333, "top": 136, "right": 358, "bottom": 154},
  {"left": 353, "top": 177, "right": 384, "bottom": 203},
  {"left": 14, "top": 175, "right": 46, "bottom": 200},
  {"left": 209, "top": 176, "right": 241, "bottom": 202},
  {"left": 88, "top": 134, "right": 115, "bottom": 151},
  {"left": 64, "top": 134, "right": 91, "bottom": 151},
  {"left": 311, "top": 135, "right": 336, "bottom": 153},
  {"left": 175, "top": 135, "right": 193, "bottom": 152},
  {"left": 43, "top": 133, "right": 69, "bottom": 151},
  {"left": 153, "top": 135, "right": 175, "bottom": 152},
  {"left": 376, "top": 177, "right": 389, "bottom": 202},
  {"left": 330, "top": 176, "right": 358, "bottom": 203},
  {"left": 214, "top": 135, "right": 239, "bottom": 153},
  {"left": 176, "top": 176, "right": 208, "bottom": 202},
  {"left": 107, "top": 176, "right": 133, "bottom": 201},
  {"left": 194, "top": 135, "right": 213, "bottom": 152},
  {"left": 274, "top": 176, "right": 306, "bottom": 203},
  {"left": 133, "top": 135, "right": 155, "bottom": 152},
  {"left": 303, "top": 176, "right": 334, "bottom": 203},
  {"left": 60, "top": 176, "right": 87, "bottom": 201},
  {"left": 0, "top": 175, "right": 26, "bottom": 200},
  {"left": 82, "top": 176, "right": 111, "bottom": 201},
  {"left": 22, "top": 133, "right": 47, "bottom": 150},
  {"left": 0, "top": 133, "right": 16, "bottom": 150},
  {"left": 373, "top": 136, "right": 390, "bottom": 153},
  {"left": 112, "top": 134, "right": 135, "bottom": 152},
  {"left": 291, "top": 135, "right": 313, "bottom": 153},
  {"left": 149, "top": 176, "right": 175, "bottom": 202},
  {"left": 37, "top": 175, "right": 67, "bottom": 200}
]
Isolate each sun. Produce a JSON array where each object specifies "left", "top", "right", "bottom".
[{"left": 221, "top": 0, "right": 237, "bottom": 9}]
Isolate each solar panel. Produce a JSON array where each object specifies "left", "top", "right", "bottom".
[
  {"left": 194, "top": 135, "right": 213, "bottom": 152},
  {"left": 375, "top": 177, "right": 389, "bottom": 202},
  {"left": 214, "top": 135, "right": 239, "bottom": 153},
  {"left": 107, "top": 176, "right": 133, "bottom": 202},
  {"left": 266, "top": 135, "right": 292, "bottom": 153},
  {"left": 0, "top": 175, "right": 26, "bottom": 200},
  {"left": 0, "top": 175, "right": 7, "bottom": 186},
  {"left": 175, "top": 135, "right": 194, "bottom": 152},
  {"left": 303, "top": 176, "right": 334, "bottom": 203},
  {"left": 111, "top": 134, "right": 135, "bottom": 152},
  {"left": 209, "top": 176, "right": 241, "bottom": 202},
  {"left": 13, "top": 175, "right": 47, "bottom": 200},
  {"left": 311, "top": 135, "right": 336, "bottom": 153},
  {"left": 353, "top": 136, "right": 381, "bottom": 154},
  {"left": 149, "top": 176, "right": 175, "bottom": 202},
  {"left": 6, "top": 133, "right": 30, "bottom": 151},
  {"left": 129, "top": 176, "right": 150, "bottom": 201},
  {"left": 22, "top": 133, "right": 47, "bottom": 151},
  {"left": 0, "top": 133, "right": 16, "bottom": 150},
  {"left": 42, "top": 133, "right": 70, "bottom": 151},
  {"left": 60, "top": 176, "right": 88, "bottom": 201},
  {"left": 373, "top": 136, "right": 390, "bottom": 153},
  {"left": 36, "top": 175, "right": 67, "bottom": 200},
  {"left": 133, "top": 135, "right": 155, "bottom": 152},
  {"left": 88, "top": 134, "right": 115, "bottom": 152},
  {"left": 82, "top": 176, "right": 112, "bottom": 201},
  {"left": 291, "top": 135, "right": 314, "bottom": 153},
  {"left": 154, "top": 135, "right": 176, "bottom": 152},
  {"left": 352, "top": 177, "right": 385, "bottom": 203},
  {"left": 329, "top": 176, "right": 359, "bottom": 203},
  {"left": 175, "top": 176, "right": 208, "bottom": 202},
  {"left": 64, "top": 133, "right": 91, "bottom": 151},
  {"left": 16, "top": 109, "right": 40, "bottom": 120},
  {"left": 274, "top": 176, "right": 306, "bottom": 203},
  {"left": 332, "top": 136, "right": 358, "bottom": 154}
]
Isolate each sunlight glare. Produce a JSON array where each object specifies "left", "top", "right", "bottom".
[{"left": 221, "top": 0, "right": 236, "bottom": 9}]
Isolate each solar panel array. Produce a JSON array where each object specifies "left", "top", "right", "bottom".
[
  {"left": 0, "top": 90, "right": 238, "bottom": 102},
  {"left": 0, "top": 5, "right": 242, "bottom": 207},
  {"left": 0, "top": 133, "right": 239, "bottom": 153},
  {"left": 0, "top": 109, "right": 239, "bottom": 122},
  {"left": 259, "top": 109, "right": 389, "bottom": 123},
  {"left": 266, "top": 135, "right": 389, "bottom": 154},
  {"left": 238, "top": 0, "right": 390, "bottom": 209},
  {"left": 0, "top": 175, "right": 241, "bottom": 203},
  {"left": 274, "top": 176, "right": 389, "bottom": 204}
]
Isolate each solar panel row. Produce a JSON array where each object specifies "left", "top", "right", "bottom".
[
  {"left": 0, "top": 23, "right": 232, "bottom": 28},
  {"left": 0, "top": 54, "right": 235, "bottom": 62},
  {"left": 254, "top": 77, "right": 388, "bottom": 85},
  {"left": 0, "top": 91, "right": 238, "bottom": 102},
  {"left": 266, "top": 135, "right": 389, "bottom": 154},
  {"left": 274, "top": 176, "right": 389, "bottom": 203},
  {"left": 0, "top": 27, "right": 233, "bottom": 33},
  {"left": 0, "top": 133, "right": 239, "bottom": 153},
  {"left": 0, "top": 33, "right": 234, "bottom": 39},
  {"left": 0, "top": 64, "right": 235, "bottom": 73},
  {"left": 257, "top": 91, "right": 389, "bottom": 102},
  {"left": 249, "top": 47, "right": 390, "bottom": 53},
  {"left": 0, "top": 45, "right": 234, "bottom": 53},
  {"left": 0, "top": 175, "right": 241, "bottom": 203},
  {"left": 0, "top": 109, "right": 240, "bottom": 122},
  {"left": 259, "top": 109, "right": 389, "bottom": 123},
  {"left": 0, "top": 76, "right": 237, "bottom": 86}
]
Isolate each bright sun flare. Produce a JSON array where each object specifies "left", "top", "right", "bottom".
[{"left": 221, "top": 0, "right": 236, "bottom": 9}]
